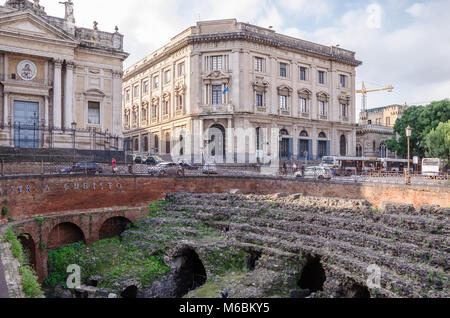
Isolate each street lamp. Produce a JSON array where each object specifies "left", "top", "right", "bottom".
[
  {"left": 71, "top": 122, "right": 77, "bottom": 166},
  {"left": 406, "top": 125, "right": 412, "bottom": 185}
]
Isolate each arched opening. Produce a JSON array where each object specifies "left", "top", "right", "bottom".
[
  {"left": 47, "top": 223, "right": 85, "bottom": 250},
  {"left": 297, "top": 257, "right": 326, "bottom": 293},
  {"left": 165, "top": 132, "right": 171, "bottom": 154},
  {"left": 318, "top": 133, "right": 328, "bottom": 160},
  {"left": 340, "top": 135, "right": 347, "bottom": 156},
  {"left": 346, "top": 283, "right": 371, "bottom": 298},
  {"left": 99, "top": 217, "right": 132, "bottom": 240},
  {"left": 172, "top": 248, "right": 207, "bottom": 297},
  {"left": 207, "top": 124, "right": 226, "bottom": 162},
  {"left": 246, "top": 251, "right": 262, "bottom": 271},
  {"left": 143, "top": 135, "right": 149, "bottom": 153},
  {"left": 154, "top": 135, "right": 159, "bottom": 153},
  {"left": 379, "top": 143, "right": 387, "bottom": 158},
  {"left": 121, "top": 285, "right": 138, "bottom": 298},
  {"left": 279, "top": 129, "right": 290, "bottom": 160},
  {"left": 18, "top": 233, "right": 36, "bottom": 270},
  {"left": 356, "top": 144, "right": 363, "bottom": 157}
]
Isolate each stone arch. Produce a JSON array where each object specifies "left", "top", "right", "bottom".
[
  {"left": 47, "top": 222, "right": 86, "bottom": 250},
  {"left": 207, "top": 124, "right": 226, "bottom": 162},
  {"left": 18, "top": 233, "right": 37, "bottom": 270},
  {"left": 171, "top": 246, "right": 207, "bottom": 297},
  {"left": 99, "top": 216, "right": 132, "bottom": 240},
  {"left": 297, "top": 256, "right": 326, "bottom": 293}
]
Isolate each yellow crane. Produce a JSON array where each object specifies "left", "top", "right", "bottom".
[{"left": 357, "top": 81, "right": 394, "bottom": 111}]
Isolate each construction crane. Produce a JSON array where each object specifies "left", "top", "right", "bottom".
[{"left": 357, "top": 81, "right": 394, "bottom": 112}]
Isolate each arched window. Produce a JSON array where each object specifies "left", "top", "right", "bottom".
[
  {"left": 356, "top": 145, "right": 363, "bottom": 157},
  {"left": 154, "top": 135, "right": 159, "bottom": 153},
  {"left": 165, "top": 132, "right": 171, "bottom": 154},
  {"left": 280, "top": 129, "right": 289, "bottom": 136},
  {"left": 143, "top": 135, "right": 149, "bottom": 153},
  {"left": 340, "top": 135, "right": 347, "bottom": 156},
  {"left": 319, "top": 132, "right": 327, "bottom": 139},
  {"left": 300, "top": 131, "right": 309, "bottom": 138}
]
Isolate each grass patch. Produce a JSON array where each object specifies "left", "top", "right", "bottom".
[
  {"left": 148, "top": 201, "right": 170, "bottom": 218},
  {"left": 44, "top": 237, "right": 170, "bottom": 293},
  {"left": 2, "top": 227, "right": 44, "bottom": 298}
]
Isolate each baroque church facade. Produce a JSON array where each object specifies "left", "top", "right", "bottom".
[
  {"left": 122, "top": 19, "right": 362, "bottom": 164},
  {"left": 0, "top": 0, "right": 128, "bottom": 150}
]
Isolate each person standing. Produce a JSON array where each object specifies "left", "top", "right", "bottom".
[{"left": 112, "top": 157, "right": 117, "bottom": 174}]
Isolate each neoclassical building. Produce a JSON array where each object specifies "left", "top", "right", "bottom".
[
  {"left": 123, "top": 19, "right": 362, "bottom": 164},
  {"left": 0, "top": 0, "right": 128, "bottom": 150},
  {"left": 356, "top": 104, "right": 409, "bottom": 158}
]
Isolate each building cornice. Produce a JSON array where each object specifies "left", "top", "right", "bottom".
[{"left": 124, "top": 26, "right": 362, "bottom": 81}]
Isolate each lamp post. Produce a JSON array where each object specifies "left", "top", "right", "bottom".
[
  {"left": 71, "top": 122, "right": 77, "bottom": 166},
  {"left": 406, "top": 125, "right": 412, "bottom": 185}
]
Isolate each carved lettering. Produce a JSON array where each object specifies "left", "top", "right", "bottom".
[
  {"left": 17, "top": 186, "right": 23, "bottom": 194},
  {"left": 27, "top": 185, "right": 32, "bottom": 192},
  {"left": 74, "top": 183, "right": 79, "bottom": 190},
  {"left": 64, "top": 184, "right": 70, "bottom": 191},
  {"left": 116, "top": 183, "right": 122, "bottom": 190},
  {"left": 83, "top": 183, "right": 89, "bottom": 190},
  {"left": 44, "top": 185, "right": 49, "bottom": 192}
]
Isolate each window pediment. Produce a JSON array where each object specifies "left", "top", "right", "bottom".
[
  {"left": 83, "top": 88, "right": 105, "bottom": 98},
  {"left": 317, "top": 91, "right": 330, "bottom": 102},
  {"left": 151, "top": 96, "right": 160, "bottom": 106},
  {"left": 174, "top": 82, "right": 186, "bottom": 95},
  {"left": 252, "top": 79, "right": 270, "bottom": 90},
  {"left": 277, "top": 85, "right": 293, "bottom": 96},
  {"left": 162, "top": 92, "right": 171, "bottom": 102},
  {"left": 298, "top": 88, "right": 312, "bottom": 99},
  {"left": 202, "top": 70, "right": 231, "bottom": 83},
  {"left": 339, "top": 95, "right": 351, "bottom": 104}
]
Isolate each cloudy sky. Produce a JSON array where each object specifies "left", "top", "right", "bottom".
[{"left": 38, "top": 0, "right": 450, "bottom": 113}]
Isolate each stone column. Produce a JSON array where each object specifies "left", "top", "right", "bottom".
[
  {"left": 199, "top": 119, "right": 204, "bottom": 163},
  {"left": 112, "top": 71, "right": 123, "bottom": 136},
  {"left": 64, "top": 62, "right": 74, "bottom": 129},
  {"left": 53, "top": 59, "right": 62, "bottom": 128},
  {"left": 44, "top": 96, "right": 49, "bottom": 127},
  {"left": 3, "top": 92, "right": 8, "bottom": 126},
  {"left": 226, "top": 118, "right": 234, "bottom": 164}
]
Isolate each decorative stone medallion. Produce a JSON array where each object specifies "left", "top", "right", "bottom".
[{"left": 17, "top": 60, "right": 37, "bottom": 81}]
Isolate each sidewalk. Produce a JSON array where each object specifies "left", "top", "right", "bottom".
[{"left": 0, "top": 257, "right": 8, "bottom": 298}]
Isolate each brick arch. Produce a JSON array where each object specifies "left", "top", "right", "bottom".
[
  {"left": 98, "top": 216, "right": 132, "bottom": 240},
  {"left": 18, "top": 232, "right": 37, "bottom": 270},
  {"left": 47, "top": 222, "right": 86, "bottom": 250}
]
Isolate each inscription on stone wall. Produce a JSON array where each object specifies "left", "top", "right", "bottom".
[{"left": 0, "top": 183, "right": 122, "bottom": 197}]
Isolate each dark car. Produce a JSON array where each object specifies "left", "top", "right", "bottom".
[
  {"left": 60, "top": 162, "right": 103, "bottom": 175},
  {"left": 144, "top": 156, "right": 162, "bottom": 166}
]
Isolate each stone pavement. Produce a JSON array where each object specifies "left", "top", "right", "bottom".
[{"left": 0, "top": 256, "right": 8, "bottom": 298}]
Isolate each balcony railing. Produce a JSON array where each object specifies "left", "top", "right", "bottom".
[{"left": 199, "top": 104, "right": 234, "bottom": 114}]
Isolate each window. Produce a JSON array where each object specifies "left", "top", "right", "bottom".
[
  {"left": 256, "top": 93, "right": 264, "bottom": 107},
  {"left": 162, "top": 100, "right": 169, "bottom": 115},
  {"left": 133, "top": 85, "right": 139, "bottom": 99},
  {"left": 125, "top": 89, "right": 130, "bottom": 103},
  {"left": 341, "top": 103, "right": 348, "bottom": 117},
  {"left": 280, "top": 63, "right": 288, "bottom": 77},
  {"left": 255, "top": 57, "right": 264, "bottom": 72},
  {"left": 212, "top": 85, "right": 222, "bottom": 105},
  {"left": 386, "top": 117, "right": 391, "bottom": 126},
  {"left": 177, "top": 63, "right": 185, "bottom": 77},
  {"left": 340, "top": 75, "right": 346, "bottom": 88},
  {"left": 319, "top": 101, "right": 327, "bottom": 115},
  {"left": 318, "top": 71, "right": 325, "bottom": 84},
  {"left": 88, "top": 101, "right": 100, "bottom": 125},
  {"left": 300, "top": 98, "right": 307, "bottom": 113},
  {"left": 142, "top": 107, "right": 147, "bottom": 122},
  {"left": 280, "top": 95, "right": 288, "bottom": 110},
  {"left": 177, "top": 95, "right": 183, "bottom": 109},
  {"left": 142, "top": 81, "right": 149, "bottom": 94},
  {"left": 299, "top": 67, "right": 307, "bottom": 81},
  {"left": 153, "top": 76, "right": 159, "bottom": 88},
  {"left": 211, "top": 56, "right": 223, "bottom": 70},
  {"left": 164, "top": 70, "right": 171, "bottom": 83}
]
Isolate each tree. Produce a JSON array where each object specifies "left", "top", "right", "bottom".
[
  {"left": 387, "top": 100, "right": 450, "bottom": 158},
  {"left": 424, "top": 120, "right": 450, "bottom": 164}
]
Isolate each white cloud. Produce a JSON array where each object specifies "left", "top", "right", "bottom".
[{"left": 406, "top": 3, "right": 425, "bottom": 17}]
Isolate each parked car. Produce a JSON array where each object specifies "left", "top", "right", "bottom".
[
  {"left": 143, "top": 156, "right": 162, "bottom": 166},
  {"left": 148, "top": 162, "right": 181, "bottom": 176},
  {"left": 296, "top": 166, "right": 332, "bottom": 180},
  {"left": 178, "top": 160, "right": 199, "bottom": 171},
  {"left": 60, "top": 162, "right": 103, "bottom": 175},
  {"left": 202, "top": 163, "right": 218, "bottom": 175}
]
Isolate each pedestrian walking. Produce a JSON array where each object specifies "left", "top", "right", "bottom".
[{"left": 301, "top": 164, "right": 305, "bottom": 178}]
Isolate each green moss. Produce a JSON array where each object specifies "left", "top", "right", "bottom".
[
  {"left": 148, "top": 201, "right": 170, "bottom": 218},
  {"left": 34, "top": 217, "right": 44, "bottom": 227},
  {"left": 44, "top": 237, "right": 170, "bottom": 292}
]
